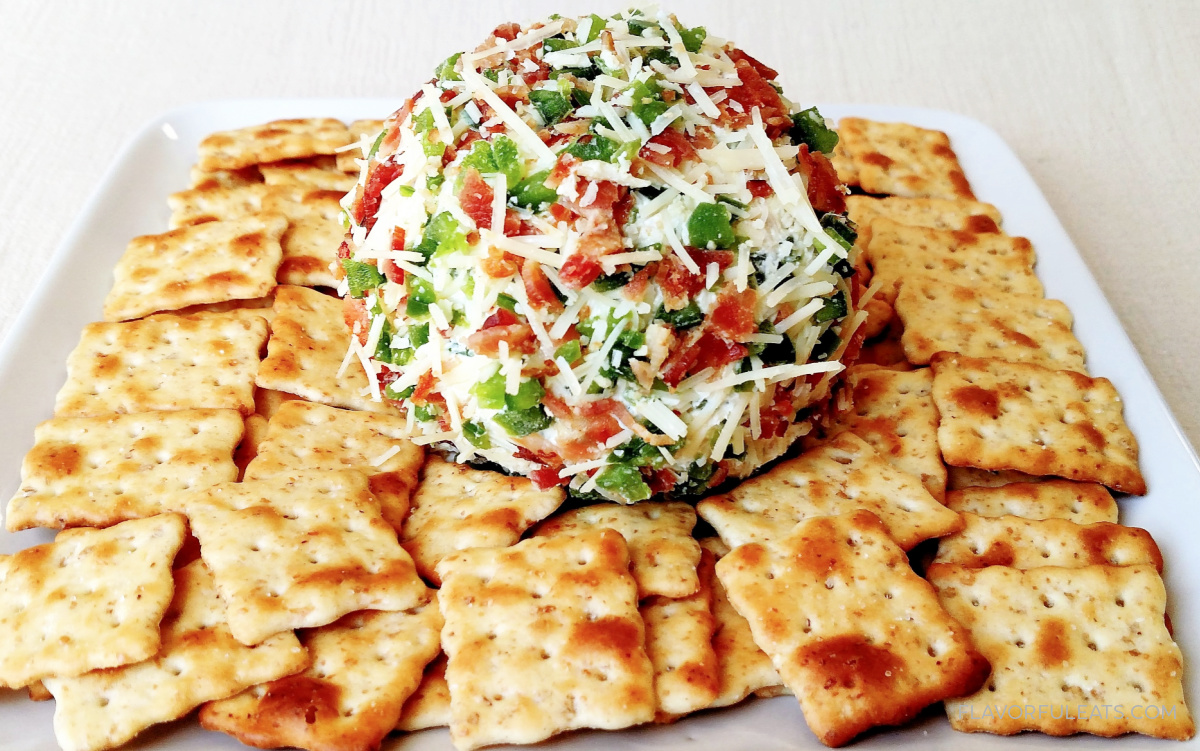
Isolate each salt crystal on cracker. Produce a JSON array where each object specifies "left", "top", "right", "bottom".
[
  {"left": 533, "top": 501, "right": 701, "bottom": 599},
  {"left": 182, "top": 469, "right": 427, "bottom": 645},
  {"left": 838, "top": 118, "right": 975, "bottom": 200},
  {"left": 198, "top": 118, "right": 351, "bottom": 172},
  {"left": 246, "top": 401, "right": 422, "bottom": 533},
  {"left": 946, "top": 479, "right": 1117, "bottom": 524},
  {"left": 44, "top": 560, "right": 307, "bottom": 751},
  {"left": 200, "top": 594, "right": 441, "bottom": 751},
  {"left": 933, "top": 514, "right": 1161, "bottom": 570},
  {"left": 0, "top": 514, "right": 185, "bottom": 688},
  {"left": 697, "top": 432, "right": 961, "bottom": 550},
  {"left": 930, "top": 563, "right": 1194, "bottom": 740},
  {"left": 402, "top": 457, "right": 564, "bottom": 585},
  {"left": 931, "top": 352, "right": 1146, "bottom": 495},
  {"left": 716, "top": 510, "right": 990, "bottom": 746},
  {"left": 103, "top": 214, "right": 287, "bottom": 321},
  {"left": 896, "top": 278, "right": 1088, "bottom": 372},
  {"left": 436, "top": 529, "right": 654, "bottom": 749},
  {"left": 6, "top": 408, "right": 242, "bottom": 531},
  {"left": 54, "top": 311, "right": 268, "bottom": 418}
]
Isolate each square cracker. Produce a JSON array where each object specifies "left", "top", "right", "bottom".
[
  {"left": 0, "top": 514, "right": 185, "bottom": 688},
  {"left": 183, "top": 469, "right": 427, "bottom": 645},
  {"left": 845, "top": 195, "right": 1001, "bottom": 235},
  {"left": 200, "top": 594, "right": 441, "bottom": 751},
  {"left": 641, "top": 549, "right": 719, "bottom": 721},
  {"left": 338, "top": 119, "right": 386, "bottom": 172},
  {"left": 533, "top": 501, "right": 701, "bottom": 599},
  {"left": 699, "top": 538, "right": 785, "bottom": 708},
  {"left": 245, "top": 400, "right": 423, "bottom": 533},
  {"left": 401, "top": 457, "right": 565, "bottom": 585},
  {"left": 278, "top": 198, "right": 344, "bottom": 288},
  {"left": 931, "top": 352, "right": 1146, "bottom": 495},
  {"left": 396, "top": 653, "right": 451, "bottom": 732},
  {"left": 815, "top": 366, "right": 946, "bottom": 500},
  {"left": 930, "top": 564, "right": 1194, "bottom": 740},
  {"left": 697, "top": 432, "right": 962, "bottom": 550},
  {"left": 933, "top": 514, "right": 1162, "bottom": 570},
  {"left": 175, "top": 293, "right": 276, "bottom": 324},
  {"left": 255, "top": 387, "right": 304, "bottom": 418},
  {"left": 838, "top": 118, "right": 975, "bottom": 200},
  {"left": 54, "top": 311, "right": 268, "bottom": 418},
  {"left": 436, "top": 529, "right": 655, "bottom": 750},
  {"left": 45, "top": 561, "right": 307, "bottom": 751},
  {"left": 167, "top": 183, "right": 274, "bottom": 228},
  {"left": 947, "top": 465, "right": 1040, "bottom": 490},
  {"left": 189, "top": 164, "right": 262, "bottom": 190},
  {"left": 103, "top": 214, "right": 287, "bottom": 321},
  {"left": 716, "top": 511, "right": 990, "bottom": 747},
  {"left": 261, "top": 157, "right": 358, "bottom": 193},
  {"left": 198, "top": 118, "right": 352, "bottom": 172},
  {"left": 896, "top": 278, "right": 1088, "bottom": 372},
  {"left": 256, "top": 285, "right": 395, "bottom": 414},
  {"left": 866, "top": 218, "right": 1042, "bottom": 304},
  {"left": 946, "top": 479, "right": 1117, "bottom": 524},
  {"left": 6, "top": 408, "right": 243, "bottom": 531}
]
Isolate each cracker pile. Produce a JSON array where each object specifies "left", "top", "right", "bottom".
[{"left": 0, "top": 111, "right": 1191, "bottom": 751}]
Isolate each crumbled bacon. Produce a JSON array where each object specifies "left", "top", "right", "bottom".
[
  {"left": 559, "top": 254, "right": 603, "bottom": 289},
  {"left": 467, "top": 324, "right": 537, "bottom": 356},
  {"left": 796, "top": 144, "right": 846, "bottom": 214},
  {"left": 355, "top": 159, "right": 404, "bottom": 233},
  {"left": 655, "top": 256, "right": 707, "bottom": 310},
  {"left": 522, "top": 261, "right": 564, "bottom": 312},
  {"left": 458, "top": 168, "right": 495, "bottom": 230},
  {"left": 713, "top": 55, "right": 791, "bottom": 138},
  {"left": 708, "top": 288, "right": 758, "bottom": 342},
  {"left": 481, "top": 246, "right": 520, "bottom": 278},
  {"left": 638, "top": 127, "right": 698, "bottom": 168},
  {"left": 726, "top": 48, "right": 779, "bottom": 80},
  {"left": 381, "top": 259, "right": 404, "bottom": 285},
  {"left": 342, "top": 297, "right": 370, "bottom": 346},
  {"left": 660, "top": 331, "right": 747, "bottom": 387},
  {"left": 747, "top": 180, "right": 773, "bottom": 199}
]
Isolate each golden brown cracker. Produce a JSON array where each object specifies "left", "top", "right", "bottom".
[
  {"left": 396, "top": 653, "right": 450, "bottom": 732},
  {"left": 846, "top": 195, "right": 1001, "bottom": 234},
  {"left": 838, "top": 118, "right": 975, "bottom": 200},
  {"left": 933, "top": 514, "right": 1162, "bottom": 570},
  {"left": 199, "top": 118, "right": 351, "bottom": 172},
  {"left": 946, "top": 480, "right": 1118, "bottom": 524}
]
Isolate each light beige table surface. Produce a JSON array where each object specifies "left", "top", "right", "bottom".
[{"left": 0, "top": 0, "right": 1196, "bottom": 450}]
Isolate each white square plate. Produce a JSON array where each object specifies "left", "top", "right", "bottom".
[{"left": 0, "top": 100, "right": 1197, "bottom": 750}]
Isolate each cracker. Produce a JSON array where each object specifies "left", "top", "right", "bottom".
[
  {"left": 245, "top": 401, "right": 423, "bottom": 533},
  {"left": 402, "top": 457, "right": 565, "bottom": 585},
  {"left": 44, "top": 561, "right": 308, "bottom": 751},
  {"left": 698, "top": 538, "right": 785, "bottom": 708},
  {"left": 54, "top": 311, "right": 268, "bottom": 418},
  {"left": 261, "top": 157, "right": 358, "bottom": 193},
  {"left": 167, "top": 183, "right": 274, "bottom": 228},
  {"left": 396, "top": 653, "right": 451, "bottom": 732},
  {"left": 697, "top": 432, "right": 961, "bottom": 550},
  {"left": 817, "top": 366, "right": 946, "bottom": 500},
  {"left": 838, "top": 118, "right": 975, "bottom": 199},
  {"left": 858, "top": 297, "right": 894, "bottom": 341},
  {"left": 866, "top": 218, "right": 1043, "bottom": 304},
  {"left": 716, "top": 511, "right": 990, "bottom": 746},
  {"left": 533, "top": 501, "right": 701, "bottom": 599},
  {"left": 198, "top": 118, "right": 351, "bottom": 172},
  {"left": 103, "top": 214, "right": 287, "bottom": 321},
  {"left": 256, "top": 285, "right": 395, "bottom": 414},
  {"left": 183, "top": 469, "right": 428, "bottom": 645},
  {"left": 930, "top": 564, "right": 1194, "bottom": 739},
  {"left": 931, "top": 352, "right": 1147, "bottom": 495},
  {"left": 234, "top": 414, "right": 269, "bottom": 482},
  {"left": 946, "top": 480, "right": 1118, "bottom": 524},
  {"left": 189, "top": 164, "right": 262, "bottom": 190},
  {"left": 338, "top": 119, "right": 386, "bottom": 172},
  {"left": 947, "top": 465, "right": 1041, "bottom": 490},
  {"left": 846, "top": 195, "right": 1002, "bottom": 234},
  {"left": 896, "top": 278, "right": 1088, "bottom": 372},
  {"left": 830, "top": 138, "right": 858, "bottom": 186},
  {"left": 436, "top": 529, "right": 655, "bottom": 749},
  {"left": 279, "top": 206, "right": 343, "bottom": 288},
  {"left": 200, "top": 595, "right": 442, "bottom": 751},
  {"left": 642, "top": 549, "right": 719, "bottom": 720},
  {"left": 176, "top": 293, "right": 276, "bottom": 323},
  {"left": 6, "top": 409, "right": 242, "bottom": 531},
  {"left": 933, "top": 514, "right": 1162, "bottom": 570},
  {"left": 255, "top": 387, "right": 304, "bottom": 418},
  {"left": 0, "top": 514, "right": 185, "bottom": 688}
]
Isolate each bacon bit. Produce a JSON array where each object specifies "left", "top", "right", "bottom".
[
  {"left": 647, "top": 468, "right": 678, "bottom": 495},
  {"left": 530, "top": 466, "right": 569, "bottom": 489},
  {"left": 390, "top": 227, "right": 406, "bottom": 252},
  {"left": 547, "top": 153, "right": 580, "bottom": 186},
  {"left": 796, "top": 144, "right": 846, "bottom": 214},
  {"left": 638, "top": 128, "right": 698, "bottom": 168},
  {"left": 482, "top": 308, "right": 520, "bottom": 329},
  {"left": 357, "top": 160, "right": 404, "bottom": 233},
  {"left": 522, "top": 261, "right": 564, "bottom": 312},
  {"left": 467, "top": 324, "right": 537, "bottom": 356},
  {"left": 747, "top": 180, "right": 773, "bottom": 199},
  {"left": 660, "top": 330, "right": 748, "bottom": 387},
  {"left": 714, "top": 57, "right": 792, "bottom": 138},
  {"left": 708, "top": 288, "right": 758, "bottom": 342},
  {"left": 381, "top": 94, "right": 418, "bottom": 153},
  {"left": 337, "top": 240, "right": 352, "bottom": 261},
  {"left": 757, "top": 384, "right": 792, "bottom": 439},
  {"left": 559, "top": 254, "right": 603, "bottom": 289},
  {"left": 342, "top": 297, "right": 370, "bottom": 346},
  {"left": 688, "top": 127, "right": 717, "bottom": 150},
  {"left": 381, "top": 259, "right": 404, "bottom": 285},
  {"left": 481, "top": 245, "right": 520, "bottom": 278},
  {"left": 548, "top": 203, "right": 572, "bottom": 224},
  {"left": 494, "top": 84, "right": 530, "bottom": 108},
  {"left": 623, "top": 263, "right": 656, "bottom": 299},
  {"left": 694, "top": 333, "right": 748, "bottom": 372},
  {"left": 655, "top": 256, "right": 707, "bottom": 310},
  {"left": 504, "top": 209, "right": 524, "bottom": 237},
  {"left": 491, "top": 22, "right": 521, "bottom": 41},
  {"left": 691, "top": 249, "right": 736, "bottom": 270},
  {"left": 707, "top": 463, "right": 730, "bottom": 489},
  {"left": 411, "top": 372, "right": 437, "bottom": 405},
  {"left": 726, "top": 48, "right": 779, "bottom": 80},
  {"left": 613, "top": 190, "right": 635, "bottom": 228},
  {"left": 459, "top": 168, "right": 495, "bottom": 230}
]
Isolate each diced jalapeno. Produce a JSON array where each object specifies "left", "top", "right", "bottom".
[
  {"left": 367, "top": 130, "right": 386, "bottom": 160},
  {"left": 495, "top": 404, "right": 553, "bottom": 436},
  {"left": 591, "top": 270, "right": 632, "bottom": 292},
  {"left": 435, "top": 52, "right": 463, "bottom": 81},
  {"left": 821, "top": 213, "right": 857, "bottom": 250},
  {"left": 385, "top": 383, "right": 415, "bottom": 400},
  {"left": 629, "top": 78, "right": 670, "bottom": 126},
  {"left": 426, "top": 174, "right": 445, "bottom": 191},
  {"left": 510, "top": 170, "right": 559, "bottom": 211},
  {"left": 505, "top": 379, "right": 545, "bottom": 411},
  {"left": 554, "top": 340, "right": 582, "bottom": 363},
  {"left": 679, "top": 26, "right": 706, "bottom": 53},
  {"left": 812, "top": 328, "right": 841, "bottom": 362},
  {"left": 410, "top": 322, "right": 431, "bottom": 348},
  {"left": 618, "top": 329, "right": 645, "bottom": 349},
  {"left": 789, "top": 107, "right": 839, "bottom": 155},
  {"left": 414, "top": 404, "right": 440, "bottom": 422},
  {"left": 687, "top": 203, "right": 736, "bottom": 250},
  {"left": 471, "top": 371, "right": 508, "bottom": 410},
  {"left": 405, "top": 275, "right": 436, "bottom": 317},
  {"left": 656, "top": 300, "right": 704, "bottom": 330},
  {"left": 529, "top": 90, "right": 573, "bottom": 126},
  {"left": 583, "top": 13, "right": 606, "bottom": 42},
  {"left": 373, "top": 321, "right": 395, "bottom": 363},
  {"left": 595, "top": 464, "right": 652, "bottom": 502},
  {"left": 542, "top": 38, "right": 578, "bottom": 54},
  {"left": 814, "top": 291, "right": 847, "bottom": 324},
  {"left": 342, "top": 259, "right": 385, "bottom": 298},
  {"left": 491, "top": 135, "right": 523, "bottom": 185},
  {"left": 565, "top": 134, "right": 617, "bottom": 162},
  {"left": 463, "top": 421, "right": 491, "bottom": 448},
  {"left": 496, "top": 293, "right": 518, "bottom": 312}
]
